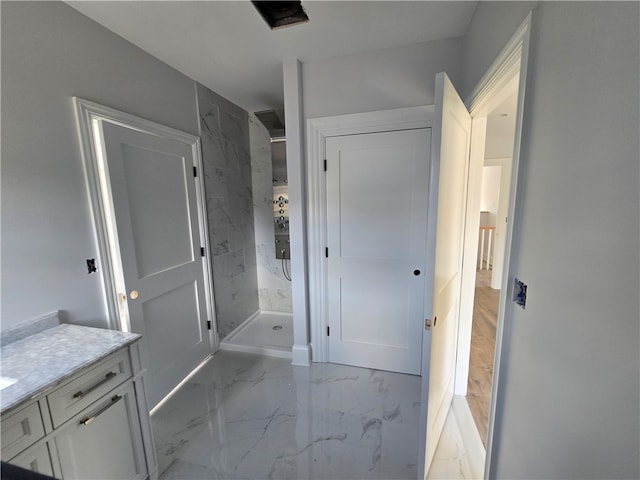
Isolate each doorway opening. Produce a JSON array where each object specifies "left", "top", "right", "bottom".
[
  {"left": 450, "top": 12, "right": 532, "bottom": 479},
  {"left": 466, "top": 89, "right": 518, "bottom": 445},
  {"left": 74, "top": 98, "right": 217, "bottom": 410}
]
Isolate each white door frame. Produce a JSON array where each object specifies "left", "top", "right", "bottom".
[
  {"left": 73, "top": 97, "right": 218, "bottom": 350},
  {"left": 454, "top": 11, "right": 533, "bottom": 479},
  {"left": 306, "top": 106, "right": 434, "bottom": 362}
]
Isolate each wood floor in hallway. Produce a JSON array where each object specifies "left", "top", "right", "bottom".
[{"left": 467, "top": 269, "right": 499, "bottom": 446}]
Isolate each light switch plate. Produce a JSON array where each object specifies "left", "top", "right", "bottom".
[{"left": 513, "top": 278, "right": 527, "bottom": 309}]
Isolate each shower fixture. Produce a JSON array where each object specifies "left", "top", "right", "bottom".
[
  {"left": 255, "top": 110, "right": 290, "bottom": 261},
  {"left": 254, "top": 110, "right": 285, "bottom": 138}
]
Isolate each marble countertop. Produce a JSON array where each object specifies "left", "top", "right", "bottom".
[{"left": 0, "top": 324, "right": 140, "bottom": 414}]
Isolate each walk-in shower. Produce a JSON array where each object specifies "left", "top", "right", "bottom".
[{"left": 219, "top": 111, "right": 294, "bottom": 358}]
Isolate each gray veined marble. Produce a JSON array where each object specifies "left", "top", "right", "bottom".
[
  {"left": 0, "top": 311, "right": 61, "bottom": 346},
  {"left": 154, "top": 351, "right": 421, "bottom": 480},
  {"left": 155, "top": 352, "right": 475, "bottom": 480},
  {"left": 219, "top": 109, "right": 249, "bottom": 147},
  {"left": 197, "top": 83, "right": 259, "bottom": 340},
  {"left": 0, "top": 323, "right": 140, "bottom": 413}
]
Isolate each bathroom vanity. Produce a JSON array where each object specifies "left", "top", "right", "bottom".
[{"left": 0, "top": 322, "right": 157, "bottom": 479}]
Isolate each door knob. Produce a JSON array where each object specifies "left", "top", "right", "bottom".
[
  {"left": 129, "top": 290, "right": 139, "bottom": 300},
  {"left": 413, "top": 269, "right": 421, "bottom": 276}
]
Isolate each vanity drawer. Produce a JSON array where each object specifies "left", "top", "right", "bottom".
[
  {"left": 8, "top": 439, "right": 55, "bottom": 477},
  {"left": 47, "top": 350, "right": 132, "bottom": 428},
  {"left": 1, "top": 402, "right": 46, "bottom": 460}
]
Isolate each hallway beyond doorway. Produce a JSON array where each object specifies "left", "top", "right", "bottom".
[{"left": 467, "top": 269, "right": 499, "bottom": 445}]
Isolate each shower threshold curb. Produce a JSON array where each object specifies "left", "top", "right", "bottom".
[
  {"left": 219, "top": 341, "right": 292, "bottom": 359},
  {"left": 220, "top": 310, "right": 293, "bottom": 359}
]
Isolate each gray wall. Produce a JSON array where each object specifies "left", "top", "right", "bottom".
[
  {"left": 464, "top": 2, "right": 639, "bottom": 478},
  {"left": 197, "top": 84, "right": 259, "bottom": 339},
  {"left": 1, "top": 1, "right": 199, "bottom": 329},
  {"left": 302, "top": 37, "right": 463, "bottom": 119},
  {"left": 249, "top": 117, "right": 293, "bottom": 313},
  {"left": 461, "top": 1, "right": 539, "bottom": 99}
]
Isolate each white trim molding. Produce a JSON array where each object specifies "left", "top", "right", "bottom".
[
  {"left": 465, "top": 13, "right": 532, "bottom": 115},
  {"left": 283, "top": 59, "right": 312, "bottom": 367},
  {"left": 73, "top": 97, "right": 218, "bottom": 351},
  {"left": 306, "top": 106, "right": 434, "bottom": 363},
  {"left": 460, "top": 11, "right": 533, "bottom": 479},
  {"left": 291, "top": 345, "right": 312, "bottom": 366}
]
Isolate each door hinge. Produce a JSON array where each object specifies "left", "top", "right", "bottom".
[
  {"left": 324, "top": 159, "right": 327, "bottom": 172},
  {"left": 327, "top": 326, "right": 330, "bottom": 336},
  {"left": 193, "top": 166, "right": 198, "bottom": 177},
  {"left": 200, "top": 247, "right": 206, "bottom": 257},
  {"left": 207, "top": 320, "right": 212, "bottom": 330},
  {"left": 325, "top": 247, "right": 328, "bottom": 258}
]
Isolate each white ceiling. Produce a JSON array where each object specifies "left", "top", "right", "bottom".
[
  {"left": 67, "top": 1, "right": 477, "bottom": 114},
  {"left": 485, "top": 88, "right": 518, "bottom": 159}
]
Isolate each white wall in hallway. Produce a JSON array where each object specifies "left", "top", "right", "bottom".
[
  {"left": 464, "top": 3, "right": 639, "bottom": 478},
  {"left": 480, "top": 166, "right": 501, "bottom": 223}
]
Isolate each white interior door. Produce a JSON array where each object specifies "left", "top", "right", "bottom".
[
  {"left": 99, "top": 122, "right": 213, "bottom": 408},
  {"left": 325, "top": 129, "right": 430, "bottom": 375},
  {"left": 419, "top": 73, "right": 472, "bottom": 477}
]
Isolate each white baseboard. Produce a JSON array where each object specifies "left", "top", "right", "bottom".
[
  {"left": 452, "top": 396, "right": 486, "bottom": 479},
  {"left": 291, "top": 344, "right": 311, "bottom": 366}
]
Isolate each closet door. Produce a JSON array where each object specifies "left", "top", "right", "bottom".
[{"left": 325, "top": 128, "right": 430, "bottom": 375}]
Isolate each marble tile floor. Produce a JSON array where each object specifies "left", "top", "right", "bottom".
[{"left": 153, "top": 351, "right": 476, "bottom": 480}]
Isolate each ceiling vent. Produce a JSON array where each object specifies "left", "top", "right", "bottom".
[{"left": 251, "top": 1, "right": 309, "bottom": 30}]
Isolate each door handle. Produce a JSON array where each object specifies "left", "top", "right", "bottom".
[
  {"left": 72, "top": 371, "right": 117, "bottom": 399},
  {"left": 129, "top": 290, "right": 139, "bottom": 300},
  {"left": 79, "top": 395, "right": 122, "bottom": 426},
  {"left": 413, "top": 269, "right": 421, "bottom": 276}
]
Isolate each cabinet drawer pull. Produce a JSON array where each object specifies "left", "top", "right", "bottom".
[
  {"left": 79, "top": 395, "right": 122, "bottom": 426},
  {"left": 72, "top": 371, "right": 117, "bottom": 399}
]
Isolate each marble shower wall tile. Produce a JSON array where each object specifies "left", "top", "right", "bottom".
[
  {"left": 197, "top": 83, "right": 259, "bottom": 340},
  {"left": 249, "top": 116, "right": 293, "bottom": 313}
]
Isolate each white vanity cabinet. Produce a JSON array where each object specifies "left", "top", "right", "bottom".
[
  {"left": 2, "top": 404, "right": 56, "bottom": 476},
  {"left": 54, "top": 382, "right": 145, "bottom": 479},
  {"left": 7, "top": 441, "right": 57, "bottom": 476},
  {"left": 1, "top": 325, "right": 157, "bottom": 480}
]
